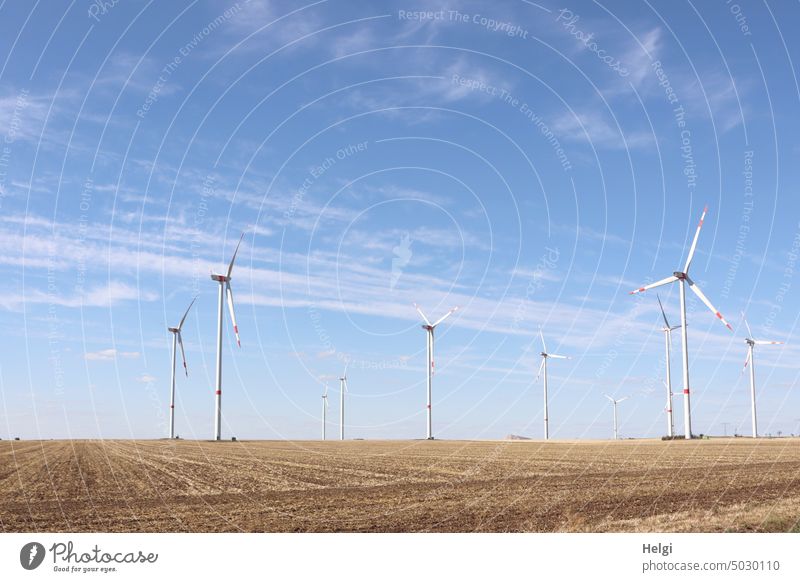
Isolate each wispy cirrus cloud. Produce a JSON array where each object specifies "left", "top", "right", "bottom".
[
  {"left": 0, "top": 89, "right": 54, "bottom": 144},
  {"left": 0, "top": 281, "right": 158, "bottom": 310},
  {"left": 85, "top": 348, "right": 140, "bottom": 361},
  {"left": 552, "top": 109, "right": 653, "bottom": 150},
  {"left": 0, "top": 210, "right": 764, "bottom": 363}
]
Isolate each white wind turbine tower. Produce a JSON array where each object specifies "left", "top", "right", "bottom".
[
  {"left": 339, "top": 365, "right": 348, "bottom": 441},
  {"left": 630, "top": 206, "right": 733, "bottom": 439},
  {"left": 167, "top": 297, "right": 196, "bottom": 439},
  {"left": 662, "top": 380, "right": 675, "bottom": 432},
  {"left": 604, "top": 395, "right": 629, "bottom": 440},
  {"left": 414, "top": 304, "right": 459, "bottom": 440},
  {"left": 321, "top": 383, "right": 329, "bottom": 441},
  {"left": 210, "top": 232, "right": 245, "bottom": 441},
  {"left": 741, "top": 313, "right": 783, "bottom": 438},
  {"left": 536, "top": 329, "right": 569, "bottom": 440},
  {"left": 656, "top": 295, "right": 680, "bottom": 438}
]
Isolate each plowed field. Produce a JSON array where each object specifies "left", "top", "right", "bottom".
[{"left": 2, "top": 439, "right": 799, "bottom": 532}]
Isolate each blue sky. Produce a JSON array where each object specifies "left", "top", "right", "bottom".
[{"left": 1, "top": 0, "right": 799, "bottom": 440}]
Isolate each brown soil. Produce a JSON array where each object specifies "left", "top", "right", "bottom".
[{"left": 1, "top": 438, "right": 799, "bottom": 532}]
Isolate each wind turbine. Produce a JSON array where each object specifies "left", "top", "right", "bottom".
[
  {"left": 321, "top": 383, "right": 329, "bottom": 441},
  {"left": 630, "top": 205, "right": 733, "bottom": 439},
  {"left": 604, "top": 395, "right": 628, "bottom": 440},
  {"left": 210, "top": 231, "right": 245, "bottom": 441},
  {"left": 414, "top": 304, "right": 459, "bottom": 440},
  {"left": 339, "top": 365, "right": 348, "bottom": 441},
  {"left": 656, "top": 295, "right": 680, "bottom": 438},
  {"left": 741, "top": 313, "right": 783, "bottom": 438},
  {"left": 167, "top": 297, "right": 196, "bottom": 439},
  {"left": 536, "top": 329, "right": 569, "bottom": 440}
]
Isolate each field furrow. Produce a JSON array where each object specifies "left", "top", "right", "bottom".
[{"left": 1, "top": 439, "right": 799, "bottom": 532}]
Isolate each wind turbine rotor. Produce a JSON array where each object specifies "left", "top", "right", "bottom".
[
  {"left": 177, "top": 332, "right": 188, "bottom": 376},
  {"left": 683, "top": 205, "right": 708, "bottom": 273},
  {"left": 178, "top": 296, "right": 197, "bottom": 331},
  {"left": 535, "top": 358, "right": 545, "bottom": 381},
  {"left": 432, "top": 306, "right": 459, "bottom": 327},
  {"left": 226, "top": 231, "right": 245, "bottom": 280},
  {"left": 684, "top": 275, "right": 733, "bottom": 330},
  {"left": 629, "top": 275, "right": 679, "bottom": 295},
  {"left": 414, "top": 303, "right": 432, "bottom": 327},
  {"left": 225, "top": 281, "right": 241, "bottom": 347},
  {"left": 657, "top": 294, "right": 671, "bottom": 329}
]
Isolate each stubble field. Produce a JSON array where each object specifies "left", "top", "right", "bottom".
[{"left": 1, "top": 438, "right": 799, "bottom": 532}]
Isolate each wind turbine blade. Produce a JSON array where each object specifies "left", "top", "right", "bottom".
[
  {"left": 685, "top": 276, "right": 733, "bottom": 330},
  {"left": 741, "top": 350, "right": 751, "bottom": 374},
  {"left": 535, "top": 358, "right": 545, "bottom": 381},
  {"left": 226, "top": 282, "right": 241, "bottom": 347},
  {"left": 432, "top": 306, "right": 459, "bottom": 327},
  {"left": 177, "top": 331, "right": 188, "bottom": 377},
  {"left": 548, "top": 354, "right": 569, "bottom": 360},
  {"left": 753, "top": 340, "right": 782, "bottom": 345},
  {"left": 741, "top": 312, "right": 753, "bottom": 339},
  {"left": 604, "top": 394, "right": 615, "bottom": 403},
  {"left": 656, "top": 294, "right": 670, "bottom": 328},
  {"left": 226, "top": 231, "right": 245, "bottom": 279},
  {"left": 539, "top": 329, "right": 547, "bottom": 354},
  {"left": 618, "top": 396, "right": 629, "bottom": 403},
  {"left": 630, "top": 275, "right": 679, "bottom": 295},
  {"left": 177, "top": 296, "right": 197, "bottom": 331},
  {"left": 684, "top": 205, "right": 708, "bottom": 273},
  {"left": 414, "top": 303, "right": 431, "bottom": 326},
  {"left": 670, "top": 325, "right": 681, "bottom": 331}
]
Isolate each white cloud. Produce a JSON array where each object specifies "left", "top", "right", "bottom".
[
  {"left": 622, "top": 28, "right": 662, "bottom": 90},
  {"left": 84, "top": 282, "right": 158, "bottom": 306},
  {"left": 0, "top": 210, "right": 763, "bottom": 360},
  {"left": 552, "top": 109, "right": 653, "bottom": 150},
  {"left": 0, "top": 90, "right": 52, "bottom": 144},
  {"left": 684, "top": 71, "right": 747, "bottom": 133},
  {"left": 0, "top": 281, "right": 158, "bottom": 310},
  {"left": 550, "top": 222, "right": 634, "bottom": 247},
  {"left": 85, "top": 348, "right": 140, "bottom": 361},
  {"left": 224, "top": 0, "right": 325, "bottom": 52},
  {"left": 339, "top": 54, "right": 517, "bottom": 117}
]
